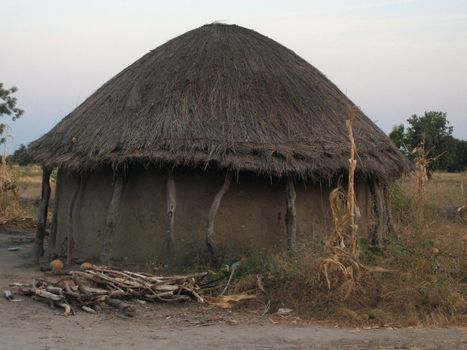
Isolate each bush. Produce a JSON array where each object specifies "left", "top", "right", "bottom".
[
  {"left": 230, "top": 237, "right": 466, "bottom": 326},
  {"left": 387, "top": 179, "right": 414, "bottom": 226}
]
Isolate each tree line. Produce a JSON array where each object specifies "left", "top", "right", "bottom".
[{"left": 389, "top": 111, "right": 467, "bottom": 172}]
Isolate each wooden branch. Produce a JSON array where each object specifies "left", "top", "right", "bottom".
[
  {"left": 12, "top": 265, "right": 216, "bottom": 316},
  {"left": 285, "top": 176, "right": 297, "bottom": 251},
  {"left": 206, "top": 170, "right": 232, "bottom": 258},
  {"left": 35, "top": 288, "right": 63, "bottom": 302},
  {"left": 56, "top": 302, "right": 72, "bottom": 316},
  {"left": 100, "top": 172, "right": 125, "bottom": 265},
  {"left": 33, "top": 167, "right": 52, "bottom": 263},
  {"left": 66, "top": 176, "right": 82, "bottom": 267},
  {"left": 48, "top": 168, "right": 61, "bottom": 258},
  {"left": 106, "top": 298, "right": 135, "bottom": 317},
  {"left": 165, "top": 170, "right": 176, "bottom": 266}
]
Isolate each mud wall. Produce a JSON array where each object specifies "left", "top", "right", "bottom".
[{"left": 52, "top": 167, "right": 370, "bottom": 265}]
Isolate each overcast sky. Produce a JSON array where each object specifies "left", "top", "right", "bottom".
[{"left": 1, "top": 0, "right": 466, "bottom": 152}]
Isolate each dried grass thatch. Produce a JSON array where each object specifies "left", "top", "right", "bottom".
[{"left": 29, "top": 23, "right": 410, "bottom": 179}]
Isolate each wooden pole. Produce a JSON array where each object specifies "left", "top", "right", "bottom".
[
  {"left": 48, "top": 168, "right": 61, "bottom": 258},
  {"left": 165, "top": 170, "right": 176, "bottom": 266},
  {"left": 33, "top": 167, "right": 52, "bottom": 263},
  {"left": 382, "top": 182, "right": 395, "bottom": 234},
  {"left": 66, "top": 175, "right": 82, "bottom": 267},
  {"left": 366, "top": 182, "right": 373, "bottom": 238},
  {"left": 285, "top": 175, "right": 297, "bottom": 251},
  {"left": 206, "top": 170, "right": 231, "bottom": 259},
  {"left": 369, "top": 177, "right": 386, "bottom": 247},
  {"left": 100, "top": 172, "right": 124, "bottom": 265}
]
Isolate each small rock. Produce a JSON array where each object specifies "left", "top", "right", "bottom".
[
  {"left": 7, "top": 247, "right": 20, "bottom": 251},
  {"left": 3, "top": 290, "right": 13, "bottom": 301}
]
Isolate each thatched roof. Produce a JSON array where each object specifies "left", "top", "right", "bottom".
[{"left": 29, "top": 23, "right": 410, "bottom": 179}]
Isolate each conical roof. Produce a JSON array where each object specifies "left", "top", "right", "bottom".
[{"left": 29, "top": 23, "right": 410, "bottom": 178}]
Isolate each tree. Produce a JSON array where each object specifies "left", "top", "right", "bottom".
[
  {"left": 389, "top": 111, "right": 467, "bottom": 172},
  {"left": 8, "top": 144, "right": 34, "bottom": 166},
  {"left": 389, "top": 124, "right": 408, "bottom": 154},
  {"left": 454, "top": 140, "right": 467, "bottom": 171},
  {"left": 0, "top": 83, "right": 24, "bottom": 144},
  {"left": 405, "top": 112, "right": 454, "bottom": 170},
  {"left": 446, "top": 138, "right": 467, "bottom": 172}
]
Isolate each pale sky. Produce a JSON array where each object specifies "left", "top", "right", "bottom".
[{"left": 1, "top": 0, "right": 466, "bottom": 152}]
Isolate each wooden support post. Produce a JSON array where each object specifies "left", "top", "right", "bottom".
[
  {"left": 369, "top": 177, "right": 386, "bottom": 247},
  {"left": 206, "top": 170, "right": 231, "bottom": 259},
  {"left": 100, "top": 172, "right": 124, "bottom": 265},
  {"left": 48, "top": 168, "right": 61, "bottom": 258},
  {"left": 285, "top": 176, "right": 297, "bottom": 251},
  {"left": 33, "top": 167, "right": 52, "bottom": 263},
  {"left": 366, "top": 182, "right": 373, "bottom": 237},
  {"left": 382, "top": 182, "right": 395, "bottom": 234},
  {"left": 66, "top": 175, "right": 82, "bottom": 267},
  {"left": 165, "top": 170, "right": 176, "bottom": 266}
]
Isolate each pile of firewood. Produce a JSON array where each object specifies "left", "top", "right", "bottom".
[{"left": 10, "top": 265, "right": 209, "bottom": 316}]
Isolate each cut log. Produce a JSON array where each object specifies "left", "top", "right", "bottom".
[
  {"left": 206, "top": 170, "right": 231, "bottom": 259},
  {"left": 63, "top": 283, "right": 80, "bottom": 298},
  {"left": 165, "top": 170, "right": 176, "bottom": 266},
  {"left": 100, "top": 172, "right": 125, "bottom": 265},
  {"left": 35, "top": 288, "right": 63, "bottom": 302},
  {"left": 56, "top": 302, "right": 72, "bottom": 316},
  {"left": 33, "top": 167, "right": 52, "bottom": 263},
  {"left": 82, "top": 305, "right": 97, "bottom": 314},
  {"left": 66, "top": 176, "right": 82, "bottom": 267},
  {"left": 285, "top": 176, "right": 297, "bottom": 251},
  {"left": 106, "top": 298, "right": 135, "bottom": 317},
  {"left": 46, "top": 286, "right": 63, "bottom": 295},
  {"left": 10, "top": 265, "right": 219, "bottom": 315}
]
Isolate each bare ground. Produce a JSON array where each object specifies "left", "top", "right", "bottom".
[{"left": 0, "top": 230, "right": 465, "bottom": 350}]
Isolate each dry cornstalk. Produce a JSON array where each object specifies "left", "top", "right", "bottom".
[
  {"left": 411, "top": 144, "right": 442, "bottom": 225},
  {"left": 346, "top": 109, "right": 359, "bottom": 258},
  {"left": 0, "top": 131, "right": 22, "bottom": 223},
  {"left": 321, "top": 106, "right": 362, "bottom": 299},
  {"left": 411, "top": 144, "right": 430, "bottom": 211},
  {"left": 321, "top": 108, "right": 395, "bottom": 298}
]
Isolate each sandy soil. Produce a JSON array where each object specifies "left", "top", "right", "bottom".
[{"left": 0, "top": 229, "right": 465, "bottom": 350}]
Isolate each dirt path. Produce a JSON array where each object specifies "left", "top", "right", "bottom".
[{"left": 0, "top": 230, "right": 465, "bottom": 350}]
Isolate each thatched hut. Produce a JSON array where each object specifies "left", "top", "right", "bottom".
[{"left": 29, "top": 24, "right": 409, "bottom": 266}]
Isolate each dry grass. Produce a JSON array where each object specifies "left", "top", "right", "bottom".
[
  {"left": 4, "top": 165, "right": 53, "bottom": 219},
  {"left": 4, "top": 165, "right": 466, "bottom": 326},
  {"left": 0, "top": 156, "right": 24, "bottom": 223},
  {"left": 232, "top": 172, "right": 466, "bottom": 327}
]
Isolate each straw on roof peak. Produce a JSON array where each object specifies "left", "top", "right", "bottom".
[{"left": 29, "top": 24, "right": 410, "bottom": 179}]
